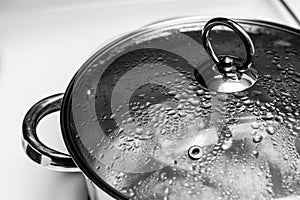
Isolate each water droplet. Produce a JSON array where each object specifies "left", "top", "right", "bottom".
[
  {"left": 266, "top": 126, "right": 275, "bottom": 135},
  {"left": 284, "top": 106, "right": 293, "bottom": 113},
  {"left": 251, "top": 122, "right": 260, "bottom": 129},
  {"left": 188, "top": 98, "right": 200, "bottom": 106},
  {"left": 158, "top": 173, "right": 167, "bottom": 182},
  {"left": 177, "top": 104, "right": 184, "bottom": 110},
  {"left": 166, "top": 106, "right": 173, "bottom": 111},
  {"left": 253, "top": 135, "right": 263, "bottom": 143},
  {"left": 196, "top": 89, "right": 204, "bottom": 96},
  {"left": 243, "top": 99, "right": 253, "bottom": 106},
  {"left": 174, "top": 94, "right": 182, "bottom": 100},
  {"left": 135, "top": 127, "right": 144, "bottom": 135},
  {"left": 86, "top": 88, "right": 95, "bottom": 102},
  {"left": 201, "top": 102, "right": 212, "bottom": 109},
  {"left": 116, "top": 172, "right": 125, "bottom": 179},
  {"left": 222, "top": 138, "right": 233, "bottom": 150},
  {"left": 282, "top": 92, "right": 291, "bottom": 98},
  {"left": 167, "top": 110, "right": 176, "bottom": 115},
  {"left": 188, "top": 85, "right": 197, "bottom": 91},
  {"left": 128, "top": 189, "right": 135, "bottom": 197},
  {"left": 252, "top": 150, "right": 259, "bottom": 158},
  {"left": 261, "top": 112, "right": 274, "bottom": 120},
  {"left": 155, "top": 103, "right": 163, "bottom": 110},
  {"left": 168, "top": 90, "right": 176, "bottom": 96},
  {"left": 178, "top": 111, "right": 186, "bottom": 117},
  {"left": 127, "top": 117, "right": 134, "bottom": 123},
  {"left": 181, "top": 92, "right": 189, "bottom": 99}
]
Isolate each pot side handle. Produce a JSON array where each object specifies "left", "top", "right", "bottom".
[{"left": 22, "top": 93, "right": 79, "bottom": 172}]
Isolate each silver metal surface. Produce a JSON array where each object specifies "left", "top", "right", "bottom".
[
  {"left": 86, "top": 179, "right": 115, "bottom": 200},
  {"left": 22, "top": 93, "right": 79, "bottom": 172},
  {"left": 202, "top": 17, "right": 255, "bottom": 73},
  {"left": 200, "top": 17, "right": 258, "bottom": 93},
  {"left": 21, "top": 16, "right": 300, "bottom": 200},
  {"left": 188, "top": 145, "right": 203, "bottom": 160}
]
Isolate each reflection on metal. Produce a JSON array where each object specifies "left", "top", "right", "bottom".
[
  {"left": 188, "top": 145, "right": 203, "bottom": 160},
  {"left": 22, "top": 93, "right": 79, "bottom": 172},
  {"left": 201, "top": 17, "right": 258, "bottom": 93}
]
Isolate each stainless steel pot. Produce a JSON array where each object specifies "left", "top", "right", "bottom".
[{"left": 22, "top": 16, "right": 300, "bottom": 200}]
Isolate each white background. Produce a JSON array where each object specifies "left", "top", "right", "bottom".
[{"left": 0, "top": 0, "right": 299, "bottom": 199}]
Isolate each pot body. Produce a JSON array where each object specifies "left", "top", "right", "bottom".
[
  {"left": 21, "top": 93, "right": 300, "bottom": 198},
  {"left": 22, "top": 16, "right": 300, "bottom": 200},
  {"left": 84, "top": 175, "right": 300, "bottom": 200},
  {"left": 86, "top": 178, "right": 114, "bottom": 200}
]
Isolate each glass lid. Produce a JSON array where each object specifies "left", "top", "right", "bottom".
[{"left": 61, "top": 16, "right": 300, "bottom": 199}]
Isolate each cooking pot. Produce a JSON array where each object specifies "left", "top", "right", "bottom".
[{"left": 22, "top": 16, "right": 300, "bottom": 200}]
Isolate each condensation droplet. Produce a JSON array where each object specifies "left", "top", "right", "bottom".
[
  {"left": 253, "top": 135, "right": 263, "bottom": 143},
  {"left": 266, "top": 126, "right": 275, "bottom": 135}
]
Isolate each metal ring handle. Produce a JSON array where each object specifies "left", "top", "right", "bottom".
[
  {"left": 22, "top": 93, "right": 79, "bottom": 172},
  {"left": 202, "top": 17, "right": 255, "bottom": 72}
]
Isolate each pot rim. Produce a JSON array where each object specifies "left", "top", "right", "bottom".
[{"left": 60, "top": 15, "right": 300, "bottom": 200}]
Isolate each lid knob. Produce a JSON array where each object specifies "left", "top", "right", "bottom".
[{"left": 200, "top": 17, "right": 258, "bottom": 93}]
